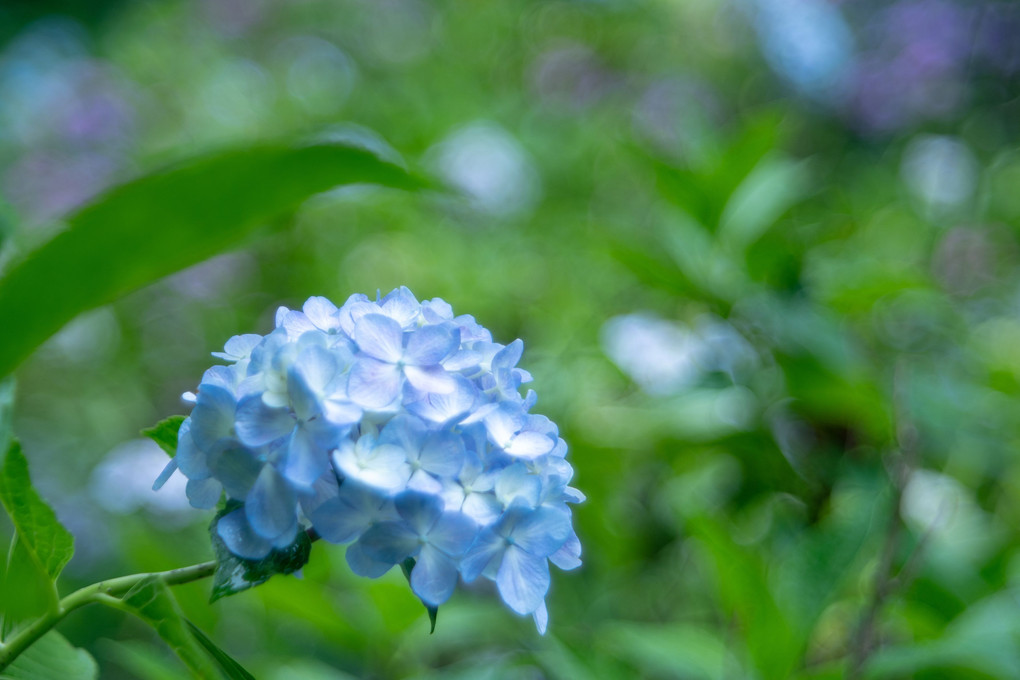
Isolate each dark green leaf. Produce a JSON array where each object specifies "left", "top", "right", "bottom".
[
  {"left": 209, "top": 503, "right": 312, "bottom": 602},
  {"left": 120, "top": 576, "right": 220, "bottom": 680},
  {"left": 688, "top": 517, "right": 801, "bottom": 679},
  {"left": 0, "top": 631, "right": 97, "bottom": 680},
  {"left": 0, "top": 141, "right": 420, "bottom": 378},
  {"left": 185, "top": 620, "right": 255, "bottom": 680},
  {"left": 0, "top": 442, "right": 74, "bottom": 582},
  {"left": 401, "top": 557, "right": 438, "bottom": 634},
  {"left": 0, "top": 378, "right": 13, "bottom": 454},
  {"left": 142, "top": 416, "right": 187, "bottom": 458}
]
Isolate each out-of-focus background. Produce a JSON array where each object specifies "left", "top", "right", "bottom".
[{"left": 2, "top": 0, "right": 1020, "bottom": 677}]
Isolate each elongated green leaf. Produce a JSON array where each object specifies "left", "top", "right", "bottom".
[
  {"left": 0, "top": 442, "right": 73, "bottom": 582},
  {"left": 185, "top": 620, "right": 255, "bottom": 680},
  {"left": 0, "top": 378, "right": 13, "bottom": 454},
  {"left": 142, "top": 416, "right": 186, "bottom": 458},
  {"left": 0, "top": 631, "right": 97, "bottom": 680},
  {"left": 120, "top": 576, "right": 220, "bottom": 680},
  {"left": 689, "top": 517, "right": 801, "bottom": 679},
  {"left": 0, "top": 141, "right": 420, "bottom": 378},
  {"left": 209, "top": 503, "right": 312, "bottom": 602}
]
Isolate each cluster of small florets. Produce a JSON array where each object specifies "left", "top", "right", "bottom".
[{"left": 155, "top": 288, "right": 582, "bottom": 631}]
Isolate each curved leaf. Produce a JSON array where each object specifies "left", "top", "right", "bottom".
[
  {"left": 0, "top": 631, "right": 97, "bottom": 680},
  {"left": 120, "top": 577, "right": 220, "bottom": 680},
  {"left": 0, "top": 442, "right": 74, "bottom": 582},
  {"left": 0, "top": 141, "right": 420, "bottom": 378}
]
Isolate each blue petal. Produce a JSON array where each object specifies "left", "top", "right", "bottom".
[
  {"left": 152, "top": 458, "right": 177, "bottom": 491},
  {"left": 549, "top": 529, "right": 582, "bottom": 571},
  {"left": 460, "top": 529, "right": 504, "bottom": 583},
  {"left": 175, "top": 420, "right": 211, "bottom": 479},
  {"left": 510, "top": 506, "right": 571, "bottom": 558},
  {"left": 346, "top": 539, "right": 394, "bottom": 578},
  {"left": 348, "top": 358, "right": 402, "bottom": 409},
  {"left": 309, "top": 497, "right": 362, "bottom": 543},
  {"left": 491, "top": 339, "right": 523, "bottom": 371},
  {"left": 294, "top": 344, "right": 338, "bottom": 393},
  {"left": 354, "top": 314, "right": 404, "bottom": 363},
  {"left": 505, "top": 431, "right": 555, "bottom": 459},
  {"left": 404, "top": 324, "right": 458, "bottom": 366},
  {"left": 235, "top": 395, "right": 294, "bottom": 447},
  {"left": 406, "top": 375, "right": 477, "bottom": 424},
  {"left": 404, "top": 365, "right": 456, "bottom": 394},
  {"left": 209, "top": 447, "right": 262, "bottom": 499},
  {"left": 495, "top": 464, "right": 541, "bottom": 508},
  {"left": 303, "top": 296, "right": 340, "bottom": 331},
  {"left": 358, "top": 521, "right": 420, "bottom": 564},
  {"left": 410, "top": 545, "right": 460, "bottom": 607},
  {"left": 428, "top": 511, "right": 478, "bottom": 557},
  {"left": 186, "top": 477, "right": 222, "bottom": 509},
  {"left": 283, "top": 426, "right": 327, "bottom": 488},
  {"left": 380, "top": 286, "right": 421, "bottom": 328},
  {"left": 246, "top": 465, "right": 297, "bottom": 539},
  {"left": 217, "top": 508, "right": 273, "bottom": 560},
  {"left": 394, "top": 490, "right": 443, "bottom": 535},
  {"left": 419, "top": 431, "right": 466, "bottom": 478},
  {"left": 496, "top": 545, "right": 550, "bottom": 615},
  {"left": 533, "top": 601, "right": 548, "bottom": 635},
  {"left": 190, "top": 385, "right": 237, "bottom": 450},
  {"left": 378, "top": 413, "right": 428, "bottom": 454}
]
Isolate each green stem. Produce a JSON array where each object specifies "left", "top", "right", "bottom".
[{"left": 0, "top": 559, "right": 215, "bottom": 671}]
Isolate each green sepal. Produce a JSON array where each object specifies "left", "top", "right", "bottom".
[
  {"left": 208, "top": 501, "right": 312, "bottom": 602},
  {"left": 141, "top": 416, "right": 187, "bottom": 458},
  {"left": 401, "top": 557, "right": 438, "bottom": 634}
]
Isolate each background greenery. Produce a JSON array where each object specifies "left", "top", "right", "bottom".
[{"left": 1, "top": 0, "right": 1020, "bottom": 677}]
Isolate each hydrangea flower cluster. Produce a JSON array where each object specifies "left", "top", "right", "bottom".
[{"left": 155, "top": 288, "right": 583, "bottom": 631}]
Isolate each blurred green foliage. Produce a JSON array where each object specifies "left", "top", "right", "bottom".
[{"left": 1, "top": 0, "right": 1020, "bottom": 678}]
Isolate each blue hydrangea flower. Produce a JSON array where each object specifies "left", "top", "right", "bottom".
[{"left": 155, "top": 288, "right": 583, "bottom": 632}]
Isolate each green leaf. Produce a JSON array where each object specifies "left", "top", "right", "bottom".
[
  {"left": 120, "top": 576, "right": 221, "bottom": 680},
  {"left": 0, "top": 631, "right": 97, "bottom": 680},
  {"left": 401, "top": 557, "right": 438, "bottom": 633},
  {"left": 209, "top": 503, "right": 312, "bottom": 602},
  {"left": 718, "top": 153, "right": 811, "bottom": 253},
  {"left": 0, "top": 378, "right": 13, "bottom": 454},
  {"left": 0, "top": 140, "right": 420, "bottom": 378},
  {"left": 0, "top": 442, "right": 74, "bottom": 582},
  {"left": 185, "top": 620, "right": 255, "bottom": 680},
  {"left": 141, "top": 416, "right": 186, "bottom": 458},
  {"left": 688, "top": 516, "right": 801, "bottom": 679}
]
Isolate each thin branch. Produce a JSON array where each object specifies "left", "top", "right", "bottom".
[
  {"left": 0, "top": 559, "right": 215, "bottom": 671},
  {"left": 846, "top": 358, "right": 926, "bottom": 678}
]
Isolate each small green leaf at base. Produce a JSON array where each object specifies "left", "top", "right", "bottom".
[
  {"left": 141, "top": 416, "right": 186, "bottom": 458},
  {"left": 120, "top": 577, "right": 220, "bottom": 680},
  {"left": 0, "top": 631, "right": 97, "bottom": 680},
  {"left": 209, "top": 503, "right": 312, "bottom": 602},
  {"left": 401, "top": 557, "right": 438, "bottom": 634},
  {"left": 185, "top": 620, "right": 256, "bottom": 680},
  {"left": 0, "top": 442, "right": 74, "bottom": 582}
]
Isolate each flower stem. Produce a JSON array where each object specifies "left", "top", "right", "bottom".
[{"left": 0, "top": 559, "right": 216, "bottom": 671}]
